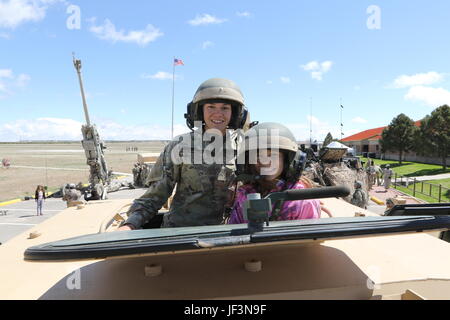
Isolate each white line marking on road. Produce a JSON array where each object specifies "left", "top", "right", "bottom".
[
  {"left": 0, "top": 209, "right": 62, "bottom": 212},
  {"left": 10, "top": 165, "right": 88, "bottom": 171},
  {"left": 0, "top": 223, "right": 37, "bottom": 226}
]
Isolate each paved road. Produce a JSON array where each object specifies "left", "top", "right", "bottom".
[
  {"left": 0, "top": 188, "right": 147, "bottom": 245},
  {"left": 399, "top": 173, "right": 450, "bottom": 182},
  {"left": 10, "top": 165, "right": 88, "bottom": 171}
]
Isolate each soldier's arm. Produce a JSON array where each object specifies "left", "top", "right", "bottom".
[{"left": 121, "top": 142, "right": 181, "bottom": 230}]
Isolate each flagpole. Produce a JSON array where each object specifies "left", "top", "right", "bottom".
[
  {"left": 310, "top": 97, "right": 312, "bottom": 146},
  {"left": 340, "top": 98, "right": 343, "bottom": 141},
  {"left": 171, "top": 57, "right": 175, "bottom": 140}
]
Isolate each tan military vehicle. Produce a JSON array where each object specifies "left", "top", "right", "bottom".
[{"left": 1, "top": 185, "right": 450, "bottom": 301}]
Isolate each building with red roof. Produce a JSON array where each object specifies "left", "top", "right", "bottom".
[{"left": 341, "top": 121, "right": 421, "bottom": 158}]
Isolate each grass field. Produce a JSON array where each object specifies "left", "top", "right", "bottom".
[
  {"left": 0, "top": 141, "right": 167, "bottom": 202},
  {"left": 360, "top": 157, "right": 450, "bottom": 177},
  {"left": 394, "top": 178, "right": 450, "bottom": 203}
]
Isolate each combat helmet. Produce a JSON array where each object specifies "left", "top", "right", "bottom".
[
  {"left": 354, "top": 181, "right": 363, "bottom": 189},
  {"left": 185, "top": 78, "right": 248, "bottom": 130},
  {"left": 238, "top": 122, "right": 306, "bottom": 183}
]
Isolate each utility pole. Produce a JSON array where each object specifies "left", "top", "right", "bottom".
[
  {"left": 171, "top": 56, "right": 176, "bottom": 140},
  {"left": 309, "top": 97, "right": 313, "bottom": 146},
  {"left": 340, "top": 98, "right": 344, "bottom": 140}
]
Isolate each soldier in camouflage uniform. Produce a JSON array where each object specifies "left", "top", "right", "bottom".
[
  {"left": 350, "top": 180, "right": 367, "bottom": 209},
  {"left": 119, "top": 78, "right": 248, "bottom": 230},
  {"left": 62, "top": 184, "right": 83, "bottom": 208},
  {"left": 132, "top": 163, "right": 140, "bottom": 187}
]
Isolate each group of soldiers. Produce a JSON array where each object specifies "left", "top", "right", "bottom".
[
  {"left": 365, "top": 159, "right": 394, "bottom": 191},
  {"left": 351, "top": 160, "right": 395, "bottom": 209},
  {"left": 132, "top": 163, "right": 153, "bottom": 188}
]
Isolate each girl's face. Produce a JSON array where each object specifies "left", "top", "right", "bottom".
[{"left": 255, "top": 149, "right": 284, "bottom": 181}]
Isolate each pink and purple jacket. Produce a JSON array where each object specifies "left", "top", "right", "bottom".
[{"left": 228, "top": 180, "right": 321, "bottom": 225}]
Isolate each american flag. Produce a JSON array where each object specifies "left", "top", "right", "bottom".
[{"left": 174, "top": 58, "right": 184, "bottom": 66}]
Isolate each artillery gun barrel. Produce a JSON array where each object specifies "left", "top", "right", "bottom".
[
  {"left": 72, "top": 55, "right": 110, "bottom": 199},
  {"left": 73, "top": 56, "right": 91, "bottom": 126}
]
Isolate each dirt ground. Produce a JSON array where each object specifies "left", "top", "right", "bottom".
[{"left": 0, "top": 141, "right": 167, "bottom": 202}]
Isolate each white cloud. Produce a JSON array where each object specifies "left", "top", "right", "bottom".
[
  {"left": 202, "top": 40, "right": 214, "bottom": 49},
  {"left": 188, "top": 14, "right": 227, "bottom": 26},
  {"left": 89, "top": 18, "right": 163, "bottom": 47},
  {"left": 0, "top": 69, "right": 31, "bottom": 97},
  {"left": 286, "top": 116, "right": 342, "bottom": 142},
  {"left": 0, "top": 69, "right": 13, "bottom": 78},
  {"left": 392, "top": 72, "right": 444, "bottom": 88},
  {"left": 301, "top": 60, "right": 333, "bottom": 81},
  {"left": 307, "top": 115, "right": 322, "bottom": 126},
  {"left": 0, "top": 0, "right": 64, "bottom": 29},
  {"left": 351, "top": 117, "right": 368, "bottom": 124},
  {"left": 405, "top": 85, "right": 450, "bottom": 107},
  {"left": 311, "top": 72, "right": 323, "bottom": 81},
  {"left": 301, "top": 61, "right": 320, "bottom": 71},
  {"left": 15, "top": 73, "right": 31, "bottom": 87},
  {"left": 266, "top": 80, "right": 273, "bottom": 85},
  {"left": 0, "top": 118, "right": 83, "bottom": 141},
  {"left": 321, "top": 61, "right": 333, "bottom": 72},
  {"left": 280, "top": 77, "right": 291, "bottom": 84},
  {"left": 0, "top": 118, "right": 190, "bottom": 141},
  {"left": 0, "top": 32, "right": 10, "bottom": 39},
  {"left": 141, "top": 71, "right": 179, "bottom": 80},
  {"left": 0, "top": 116, "right": 362, "bottom": 142},
  {"left": 236, "top": 11, "right": 251, "bottom": 18}
]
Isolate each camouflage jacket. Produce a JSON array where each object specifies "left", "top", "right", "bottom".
[
  {"left": 351, "top": 188, "right": 367, "bottom": 209},
  {"left": 63, "top": 189, "right": 82, "bottom": 202},
  {"left": 125, "top": 130, "right": 241, "bottom": 229}
]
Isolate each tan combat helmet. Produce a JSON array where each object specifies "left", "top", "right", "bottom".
[
  {"left": 185, "top": 78, "right": 248, "bottom": 130},
  {"left": 239, "top": 122, "right": 306, "bottom": 183}
]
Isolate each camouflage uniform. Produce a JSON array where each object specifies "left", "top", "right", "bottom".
[
  {"left": 383, "top": 167, "right": 393, "bottom": 190},
  {"left": 351, "top": 181, "right": 367, "bottom": 209},
  {"left": 124, "top": 130, "right": 240, "bottom": 228},
  {"left": 132, "top": 164, "right": 140, "bottom": 186},
  {"left": 62, "top": 186, "right": 83, "bottom": 207}
]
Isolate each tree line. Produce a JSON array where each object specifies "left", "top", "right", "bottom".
[{"left": 380, "top": 105, "right": 450, "bottom": 169}]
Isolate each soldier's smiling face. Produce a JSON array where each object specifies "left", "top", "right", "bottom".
[{"left": 203, "top": 102, "right": 232, "bottom": 134}]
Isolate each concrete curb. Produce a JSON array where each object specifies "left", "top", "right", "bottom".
[
  {"left": 0, "top": 198, "right": 22, "bottom": 207},
  {"left": 370, "top": 196, "right": 385, "bottom": 205}
]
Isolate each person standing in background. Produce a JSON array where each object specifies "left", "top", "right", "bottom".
[
  {"left": 35, "top": 185, "right": 46, "bottom": 216},
  {"left": 383, "top": 165, "right": 394, "bottom": 192}
]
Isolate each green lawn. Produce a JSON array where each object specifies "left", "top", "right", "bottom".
[
  {"left": 360, "top": 157, "right": 450, "bottom": 177},
  {"left": 394, "top": 178, "right": 450, "bottom": 203}
]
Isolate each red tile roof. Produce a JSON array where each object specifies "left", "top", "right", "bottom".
[
  {"left": 342, "top": 121, "right": 421, "bottom": 142},
  {"left": 341, "top": 126, "right": 386, "bottom": 142}
]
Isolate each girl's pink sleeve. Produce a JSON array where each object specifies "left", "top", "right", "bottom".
[
  {"left": 228, "top": 189, "right": 248, "bottom": 224},
  {"left": 298, "top": 200, "right": 321, "bottom": 219}
]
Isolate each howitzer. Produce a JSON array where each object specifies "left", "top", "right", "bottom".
[{"left": 73, "top": 55, "right": 110, "bottom": 200}]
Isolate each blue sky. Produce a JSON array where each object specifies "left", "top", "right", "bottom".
[{"left": 1, "top": 0, "right": 450, "bottom": 141}]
